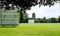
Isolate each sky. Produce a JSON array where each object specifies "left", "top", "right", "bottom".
[{"left": 26, "top": 2, "right": 60, "bottom": 19}]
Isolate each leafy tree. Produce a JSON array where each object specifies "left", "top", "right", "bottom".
[
  {"left": 50, "top": 18, "right": 57, "bottom": 23},
  {"left": 58, "top": 16, "right": 60, "bottom": 23},
  {"left": 23, "top": 11, "right": 28, "bottom": 23},
  {"left": 43, "top": 17, "right": 46, "bottom": 23}
]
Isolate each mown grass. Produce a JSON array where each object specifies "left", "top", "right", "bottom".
[{"left": 0, "top": 23, "right": 60, "bottom": 36}]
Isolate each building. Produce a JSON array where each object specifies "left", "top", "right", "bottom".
[
  {"left": 0, "top": 8, "right": 19, "bottom": 27},
  {"left": 32, "top": 13, "right": 36, "bottom": 18}
]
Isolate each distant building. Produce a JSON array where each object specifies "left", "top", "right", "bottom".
[{"left": 32, "top": 13, "right": 36, "bottom": 18}]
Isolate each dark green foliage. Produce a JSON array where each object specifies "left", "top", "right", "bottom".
[
  {"left": 43, "top": 17, "right": 46, "bottom": 23},
  {"left": 19, "top": 11, "right": 23, "bottom": 23},
  {"left": 19, "top": 11, "right": 28, "bottom": 23},
  {"left": 50, "top": 18, "right": 57, "bottom": 23},
  {"left": 32, "top": 17, "right": 59, "bottom": 23},
  {"left": 34, "top": 18, "right": 40, "bottom": 23},
  {"left": 23, "top": 12, "right": 28, "bottom": 23},
  {"left": 58, "top": 16, "right": 60, "bottom": 23},
  {"left": 0, "top": 0, "right": 58, "bottom": 11}
]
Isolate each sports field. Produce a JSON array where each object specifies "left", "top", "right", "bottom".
[{"left": 0, "top": 23, "right": 60, "bottom": 36}]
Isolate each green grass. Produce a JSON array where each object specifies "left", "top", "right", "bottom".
[{"left": 0, "top": 23, "right": 60, "bottom": 36}]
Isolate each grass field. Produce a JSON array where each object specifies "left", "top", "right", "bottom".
[{"left": 0, "top": 23, "right": 60, "bottom": 36}]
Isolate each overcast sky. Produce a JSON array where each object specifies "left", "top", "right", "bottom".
[{"left": 26, "top": 2, "right": 60, "bottom": 18}]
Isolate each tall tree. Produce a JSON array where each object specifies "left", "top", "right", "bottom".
[{"left": 58, "top": 16, "right": 60, "bottom": 23}]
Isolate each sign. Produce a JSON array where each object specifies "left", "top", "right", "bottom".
[{"left": 28, "top": 19, "right": 34, "bottom": 23}]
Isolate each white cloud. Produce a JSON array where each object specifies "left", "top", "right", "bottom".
[{"left": 26, "top": 3, "right": 60, "bottom": 18}]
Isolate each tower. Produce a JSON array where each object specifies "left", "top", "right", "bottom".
[{"left": 32, "top": 13, "right": 36, "bottom": 18}]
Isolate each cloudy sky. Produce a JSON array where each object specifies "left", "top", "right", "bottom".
[{"left": 26, "top": 2, "right": 60, "bottom": 18}]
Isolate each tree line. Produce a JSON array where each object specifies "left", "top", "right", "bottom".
[
  {"left": 20, "top": 13, "right": 60, "bottom": 23},
  {"left": 29, "top": 17, "right": 60, "bottom": 23}
]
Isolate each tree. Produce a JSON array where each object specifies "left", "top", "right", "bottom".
[
  {"left": 58, "top": 16, "right": 60, "bottom": 23},
  {"left": 50, "top": 18, "right": 57, "bottom": 23},
  {"left": 43, "top": 17, "right": 46, "bottom": 23},
  {"left": 23, "top": 11, "right": 28, "bottom": 23},
  {"left": 2, "top": 0, "right": 59, "bottom": 10},
  {"left": 0, "top": 0, "right": 60, "bottom": 23}
]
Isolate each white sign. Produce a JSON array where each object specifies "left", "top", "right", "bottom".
[{"left": 28, "top": 19, "right": 34, "bottom": 23}]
